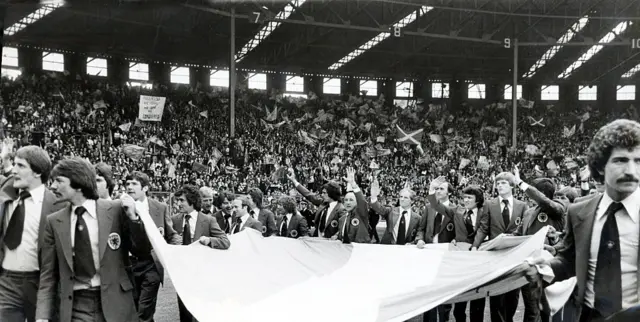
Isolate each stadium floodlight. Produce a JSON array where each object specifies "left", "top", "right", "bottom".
[
  {"left": 557, "top": 21, "right": 632, "bottom": 79},
  {"left": 4, "top": 2, "right": 64, "bottom": 36},
  {"left": 235, "top": 0, "right": 307, "bottom": 62},
  {"left": 328, "top": 6, "right": 433, "bottom": 70},
  {"left": 523, "top": 16, "right": 589, "bottom": 78},
  {"left": 622, "top": 63, "right": 640, "bottom": 78}
]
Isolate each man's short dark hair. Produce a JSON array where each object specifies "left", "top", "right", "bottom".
[
  {"left": 175, "top": 184, "right": 201, "bottom": 211},
  {"left": 125, "top": 171, "right": 150, "bottom": 188},
  {"left": 461, "top": 185, "right": 484, "bottom": 209},
  {"left": 51, "top": 157, "right": 99, "bottom": 200},
  {"left": 95, "top": 162, "right": 115, "bottom": 194}
]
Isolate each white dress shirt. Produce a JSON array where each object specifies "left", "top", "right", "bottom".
[
  {"left": 2, "top": 184, "right": 46, "bottom": 272},
  {"left": 468, "top": 208, "right": 478, "bottom": 227},
  {"left": 251, "top": 208, "right": 261, "bottom": 219},
  {"left": 393, "top": 208, "right": 412, "bottom": 243},
  {"left": 498, "top": 195, "right": 515, "bottom": 219},
  {"left": 325, "top": 201, "right": 337, "bottom": 226},
  {"left": 584, "top": 188, "right": 640, "bottom": 309},
  {"left": 239, "top": 214, "right": 250, "bottom": 230},
  {"left": 71, "top": 199, "right": 101, "bottom": 290},
  {"left": 433, "top": 200, "right": 450, "bottom": 244},
  {"left": 135, "top": 197, "right": 150, "bottom": 216},
  {"left": 182, "top": 210, "right": 198, "bottom": 238}
]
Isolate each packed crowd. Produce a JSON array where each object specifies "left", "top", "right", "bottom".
[{"left": 0, "top": 72, "right": 636, "bottom": 213}]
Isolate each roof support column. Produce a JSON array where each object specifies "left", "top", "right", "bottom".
[
  {"left": 511, "top": 39, "right": 518, "bottom": 150},
  {"left": 229, "top": 6, "right": 236, "bottom": 139}
]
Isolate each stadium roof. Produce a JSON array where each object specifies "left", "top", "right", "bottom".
[{"left": 4, "top": 0, "right": 640, "bottom": 83}]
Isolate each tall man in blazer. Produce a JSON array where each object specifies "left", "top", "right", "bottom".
[
  {"left": 172, "top": 184, "right": 230, "bottom": 322},
  {"left": 0, "top": 145, "right": 65, "bottom": 322},
  {"left": 287, "top": 169, "right": 345, "bottom": 239},
  {"left": 35, "top": 157, "right": 151, "bottom": 322},
  {"left": 370, "top": 178, "right": 421, "bottom": 245},
  {"left": 247, "top": 188, "right": 277, "bottom": 236},
  {"left": 524, "top": 119, "right": 640, "bottom": 322},
  {"left": 416, "top": 176, "right": 457, "bottom": 322},
  {"left": 513, "top": 166, "right": 568, "bottom": 322},
  {"left": 473, "top": 171, "right": 528, "bottom": 322},
  {"left": 275, "top": 196, "right": 309, "bottom": 238},
  {"left": 230, "top": 196, "right": 263, "bottom": 234},
  {"left": 125, "top": 171, "right": 182, "bottom": 322},
  {"left": 451, "top": 185, "right": 487, "bottom": 322}
]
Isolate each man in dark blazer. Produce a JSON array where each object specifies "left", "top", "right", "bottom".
[
  {"left": 36, "top": 157, "right": 151, "bottom": 322},
  {"left": 473, "top": 171, "right": 528, "bottom": 322},
  {"left": 369, "top": 179, "right": 421, "bottom": 245},
  {"left": 524, "top": 119, "right": 640, "bottom": 322},
  {"left": 212, "top": 191, "right": 235, "bottom": 234},
  {"left": 416, "top": 176, "right": 457, "bottom": 322},
  {"left": 513, "top": 166, "right": 569, "bottom": 322},
  {"left": 337, "top": 168, "right": 371, "bottom": 244},
  {"left": 125, "top": 171, "right": 182, "bottom": 322},
  {"left": 229, "top": 196, "right": 263, "bottom": 234},
  {"left": 0, "top": 145, "right": 65, "bottom": 322},
  {"left": 287, "top": 169, "right": 345, "bottom": 239},
  {"left": 171, "top": 184, "right": 230, "bottom": 322},
  {"left": 450, "top": 185, "right": 487, "bottom": 322},
  {"left": 275, "top": 196, "right": 309, "bottom": 238},
  {"left": 247, "top": 187, "right": 277, "bottom": 236}
]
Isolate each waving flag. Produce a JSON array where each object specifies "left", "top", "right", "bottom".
[
  {"left": 139, "top": 209, "right": 550, "bottom": 322},
  {"left": 395, "top": 125, "right": 423, "bottom": 145}
]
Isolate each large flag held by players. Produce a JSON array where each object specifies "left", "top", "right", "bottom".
[{"left": 139, "top": 212, "right": 550, "bottom": 322}]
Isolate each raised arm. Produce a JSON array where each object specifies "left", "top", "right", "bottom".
[
  {"left": 369, "top": 177, "right": 392, "bottom": 220},
  {"left": 287, "top": 168, "right": 324, "bottom": 206},
  {"left": 514, "top": 165, "right": 567, "bottom": 222}
]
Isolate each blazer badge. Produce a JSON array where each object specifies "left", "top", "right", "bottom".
[{"left": 108, "top": 232, "right": 121, "bottom": 250}]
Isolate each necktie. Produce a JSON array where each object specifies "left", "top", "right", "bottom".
[
  {"left": 249, "top": 210, "right": 256, "bottom": 219},
  {"left": 318, "top": 207, "right": 328, "bottom": 236},
  {"left": 183, "top": 214, "right": 192, "bottom": 245},
  {"left": 434, "top": 212, "right": 443, "bottom": 236},
  {"left": 223, "top": 214, "right": 231, "bottom": 234},
  {"left": 342, "top": 216, "right": 351, "bottom": 244},
  {"left": 4, "top": 190, "right": 31, "bottom": 250},
  {"left": 74, "top": 206, "right": 96, "bottom": 283},
  {"left": 594, "top": 202, "right": 624, "bottom": 317},
  {"left": 465, "top": 210, "right": 474, "bottom": 236},
  {"left": 281, "top": 216, "right": 288, "bottom": 237},
  {"left": 397, "top": 211, "right": 407, "bottom": 245},
  {"left": 501, "top": 199, "right": 510, "bottom": 228},
  {"left": 232, "top": 217, "right": 242, "bottom": 234}
]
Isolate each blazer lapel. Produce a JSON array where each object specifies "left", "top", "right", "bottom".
[
  {"left": 574, "top": 195, "right": 601, "bottom": 295},
  {"left": 327, "top": 203, "right": 341, "bottom": 222},
  {"left": 38, "top": 190, "right": 56, "bottom": 250},
  {"left": 194, "top": 213, "right": 206, "bottom": 240},
  {"left": 97, "top": 199, "right": 114, "bottom": 262},
  {"left": 289, "top": 215, "right": 299, "bottom": 234},
  {"left": 172, "top": 213, "right": 183, "bottom": 233},
  {"left": 390, "top": 209, "right": 399, "bottom": 241},
  {"left": 149, "top": 199, "right": 161, "bottom": 225},
  {"left": 54, "top": 207, "right": 74, "bottom": 271},
  {"left": 492, "top": 200, "right": 504, "bottom": 230},
  {"left": 407, "top": 208, "right": 420, "bottom": 235}
]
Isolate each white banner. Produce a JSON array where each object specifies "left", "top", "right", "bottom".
[
  {"left": 138, "top": 95, "right": 166, "bottom": 121},
  {"left": 137, "top": 208, "right": 560, "bottom": 322}
]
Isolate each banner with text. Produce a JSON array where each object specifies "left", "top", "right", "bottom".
[{"left": 138, "top": 95, "right": 166, "bottom": 121}]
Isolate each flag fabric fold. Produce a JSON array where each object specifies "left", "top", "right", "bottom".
[{"left": 139, "top": 208, "right": 551, "bottom": 322}]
